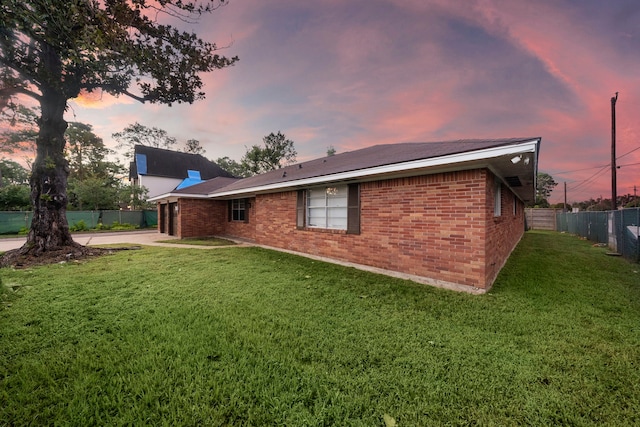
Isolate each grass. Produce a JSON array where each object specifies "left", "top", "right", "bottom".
[
  {"left": 156, "top": 236, "right": 237, "bottom": 246},
  {"left": 1, "top": 231, "right": 639, "bottom": 426}
]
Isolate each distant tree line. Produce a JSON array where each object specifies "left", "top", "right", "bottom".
[
  {"left": 1, "top": 120, "right": 149, "bottom": 211},
  {"left": 1, "top": 118, "right": 301, "bottom": 210},
  {"left": 534, "top": 172, "right": 639, "bottom": 211}
]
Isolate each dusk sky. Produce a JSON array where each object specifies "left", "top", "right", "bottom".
[{"left": 66, "top": 0, "right": 639, "bottom": 204}]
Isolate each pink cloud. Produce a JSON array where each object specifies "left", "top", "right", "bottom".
[{"left": 18, "top": 0, "right": 633, "bottom": 205}]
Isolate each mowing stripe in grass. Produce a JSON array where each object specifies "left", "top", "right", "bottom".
[{"left": 1, "top": 231, "right": 639, "bottom": 425}]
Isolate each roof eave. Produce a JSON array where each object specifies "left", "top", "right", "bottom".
[
  {"left": 208, "top": 139, "right": 540, "bottom": 198},
  {"left": 148, "top": 192, "right": 212, "bottom": 202}
]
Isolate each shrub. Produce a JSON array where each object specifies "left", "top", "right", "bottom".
[
  {"left": 110, "top": 221, "right": 138, "bottom": 230},
  {"left": 69, "top": 220, "right": 88, "bottom": 232}
]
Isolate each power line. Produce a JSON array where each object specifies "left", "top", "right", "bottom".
[
  {"left": 617, "top": 145, "right": 640, "bottom": 159},
  {"left": 548, "top": 145, "right": 637, "bottom": 177},
  {"left": 567, "top": 164, "right": 609, "bottom": 193},
  {"left": 551, "top": 164, "right": 608, "bottom": 176},
  {"left": 618, "top": 161, "right": 640, "bottom": 168}
]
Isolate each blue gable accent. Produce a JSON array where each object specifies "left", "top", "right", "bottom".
[
  {"left": 135, "top": 154, "right": 147, "bottom": 175},
  {"left": 176, "top": 170, "right": 203, "bottom": 190}
]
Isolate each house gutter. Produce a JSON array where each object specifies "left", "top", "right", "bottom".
[
  {"left": 210, "top": 139, "right": 539, "bottom": 198},
  {"left": 150, "top": 139, "right": 540, "bottom": 202},
  {"left": 149, "top": 193, "right": 210, "bottom": 202}
]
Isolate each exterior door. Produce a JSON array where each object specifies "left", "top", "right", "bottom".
[
  {"left": 159, "top": 203, "right": 167, "bottom": 233},
  {"left": 168, "top": 202, "right": 177, "bottom": 236}
]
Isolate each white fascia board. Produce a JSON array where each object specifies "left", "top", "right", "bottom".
[
  {"left": 148, "top": 192, "right": 211, "bottom": 202},
  {"left": 210, "top": 139, "right": 540, "bottom": 199}
]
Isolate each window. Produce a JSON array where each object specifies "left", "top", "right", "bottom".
[
  {"left": 230, "top": 199, "right": 246, "bottom": 222},
  {"left": 297, "top": 184, "right": 360, "bottom": 234},
  {"left": 513, "top": 196, "right": 517, "bottom": 216},
  {"left": 307, "top": 185, "right": 348, "bottom": 229},
  {"left": 494, "top": 182, "right": 502, "bottom": 217}
]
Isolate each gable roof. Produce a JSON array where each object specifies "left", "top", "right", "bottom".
[
  {"left": 172, "top": 176, "right": 241, "bottom": 194},
  {"left": 129, "top": 145, "right": 234, "bottom": 180},
  {"left": 151, "top": 138, "right": 541, "bottom": 203}
]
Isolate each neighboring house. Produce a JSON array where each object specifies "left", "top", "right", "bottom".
[
  {"left": 129, "top": 145, "right": 234, "bottom": 199},
  {"left": 150, "top": 138, "right": 540, "bottom": 293}
]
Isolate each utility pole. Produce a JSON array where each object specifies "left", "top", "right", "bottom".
[
  {"left": 611, "top": 92, "right": 618, "bottom": 210},
  {"left": 564, "top": 181, "right": 567, "bottom": 212}
]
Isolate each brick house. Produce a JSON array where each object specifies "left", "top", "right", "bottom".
[{"left": 150, "top": 138, "right": 540, "bottom": 292}]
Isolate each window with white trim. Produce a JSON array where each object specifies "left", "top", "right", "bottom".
[
  {"left": 494, "top": 182, "right": 502, "bottom": 217},
  {"left": 307, "top": 185, "right": 348, "bottom": 230}
]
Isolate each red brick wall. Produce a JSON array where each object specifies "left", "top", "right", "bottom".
[
  {"left": 223, "top": 197, "right": 257, "bottom": 241},
  {"left": 177, "top": 199, "right": 226, "bottom": 238},
  {"left": 484, "top": 174, "right": 525, "bottom": 286},
  {"left": 251, "top": 169, "right": 498, "bottom": 288},
  {"left": 174, "top": 168, "right": 524, "bottom": 290}
]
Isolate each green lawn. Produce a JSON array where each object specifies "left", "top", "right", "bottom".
[
  {"left": 1, "top": 231, "right": 639, "bottom": 426},
  {"left": 156, "top": 236, "right": 237, "bottom": 246}
]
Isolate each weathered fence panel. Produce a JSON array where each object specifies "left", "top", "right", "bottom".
[
  {"left": 0, "top": 212, "right": 32, "bottom": 234},
  {"left": 0, "top": 210, "right": 157, "bottom": 234},
  {"left": 525, "top": 208, "right": 559, "bottom": 230},
  {"left": 557, "top": 208, "right": 640, "bottom": 263}
]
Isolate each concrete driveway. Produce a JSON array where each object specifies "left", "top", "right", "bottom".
[{"left": 0, "top": 230, "right": 180, "bottom": 253}]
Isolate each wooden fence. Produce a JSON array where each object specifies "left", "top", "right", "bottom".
[{"left": 525, "top": 208, "right": 561, "bottom": 231}]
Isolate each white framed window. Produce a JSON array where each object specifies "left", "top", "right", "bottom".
[
  {"left": 494, "top": 182, "right": 502, "bottom": 217},
  {"left": 307, "top": 185, "right": 348, "bottom": 230}
]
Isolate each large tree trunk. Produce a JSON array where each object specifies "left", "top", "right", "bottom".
[{"left": 20, "top": 87, "right": 77, "bottom": 255}]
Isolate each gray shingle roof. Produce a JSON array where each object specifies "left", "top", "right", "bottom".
[
  {"left": 172, "top": 176, "right": 241, "bottom": 194},
  {"left": 216, "top": 138, "right": 538, "bottom": 193},
  {"left": 153, "top": 138, "right": 540, "bottom": 201},
  {"left": 130, "top": 145, "right": 235, "bottom": 180}
]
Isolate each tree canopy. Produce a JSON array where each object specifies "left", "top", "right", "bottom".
[
  {"left": 240, "top": 131, "right": 297, "bottom": 176},
  {"left": 0, "top": 0, "right": 237, "bottom": 107},
  {"left": 0, "top": 158, "right": 30, "bottom": 210},
  {"left": 214, "top": 155, "right": 246, "bottom": 177},
  {"left": 66, "top": 123, "right": 121, "bottom": 181},
  {"left": 184, "top": 139, "right": 206, "bottom": 155},
  {"left": 113, "top": 122, "right": 207, "bottom": 157},
  {"left": 113, "top": 122, "right": 178, "bottom": 156},
  {"left": 0, "top": 105, "right": 38, "bottom": 162},
  {"left": 65, "top": 122, "right": 124, "bottom": 210},
  {"left": 0, "top": 158, "right": 29, "bottom": 185},
  {"left": 536, "top": 172, "right": 558, "bottom": 207},
  {"left": 0, "top": 0, "right": 237, "bottom": 259}
]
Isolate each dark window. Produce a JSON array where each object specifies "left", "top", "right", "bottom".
[
  {"left": 296, "top": 190, "right": 306, "bottom": 228},
  {"left": 231, "top": 199, "right": 246, "bottom": 222},
  {"left": 346, "top": 183, "right": 360, "bottom": 234}
]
